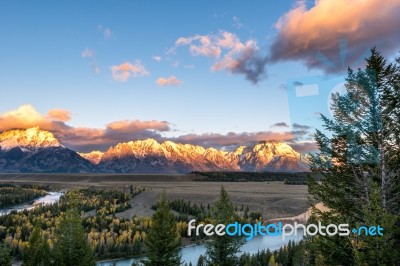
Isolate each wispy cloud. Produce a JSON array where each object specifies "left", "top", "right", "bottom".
[
  {"left": 81, "top": 48, "right": 100, "bottom": 74},
  {"left": 174, "top": 31, "right": 267, "bottom": 84},
  {"left": 232, "top": 16, "right": 244, "bottom": 29},
  {"left": 292, "top": 123, "right": 311, "bottom": 131},
  {"left": 173, "top": 127, "right": 313, "bottom": 149},
  {"left": 176, "top": 35, "right": 221, "bottom": 57},
  {"left": 81, "top": 48, "right": 95, "bottom": 58},
  {"left": 110, "top": 61, "right": 150, "bottom": 82},
  {"left": 152, "top": 56, "right": 162, "bottom": 62},
  {"left": 271, "top": 122, "right": 290, "bottom": 128},
  {"left": 269, "top": 0, "right": 400, "bottom": 72},
  {"left": 47, "top": 109, "right": 71, "bottom": 122},
  {"left": 97, "top": 25, "right": 112, "bottom": 40},
  {"left": 156, "top": 76, "right": 182, "bottom": 86},
  {"left": 92, "top": 62, "right": 101, "bottom": 75}
]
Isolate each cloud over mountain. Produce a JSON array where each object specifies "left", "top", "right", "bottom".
[
  {"left": 0, "top": 105, "right": 171, "bottom": 152},
  {"left": 172, "top": 128, "right": 313, "bottom": 149},
  {"left": 0, "top": 105, "right": 316, "bottom": 154}
]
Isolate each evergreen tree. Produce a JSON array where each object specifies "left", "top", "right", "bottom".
[
  {"left": 53, "top": 208, "right": 96, "bottom": 266},
  {"left": 307, "top": 49, "right": 400, "bottom": 264},
  {"left": 196, "top": 255, "right": 205, "bottom": 266},
  {"left": 142, "top": 192, "right": 182, "bottom": 266},
  {"left": 23, "top": 224, "right": 50, "bottom": 266},
  {"left": 205, "top": 186, "right": 244, "bottom": 266},
  {"left": 0, "top": 241, "right": 12, "bottom": 266}
]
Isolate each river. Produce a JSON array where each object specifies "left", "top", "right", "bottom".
[
  {"left": 0, "top": 192, "right": 63, "bottom": 216},
  {"left": 97, "top": 231, "right": 304, "bottom": 266},
  {"left": 0, "top": 193, "right": 304, "bottom": 265}
]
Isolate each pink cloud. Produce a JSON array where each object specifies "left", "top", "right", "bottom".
[
  {"left": 47, "top": 109, "right": 71, "bottom": 122},
  {"left": 173, "top": 131, "right": 304, "bottom": 148},
  {"left": 176, "top": 35, "right": 221, "bottom": 57},
  {"left": 156, "top": 76, "right": 182, "bottom": 86},
  {"left": 174, "top": 31, "right": 267, "bottom": 83},
  {"left": 0, "top": 105, "right": 171, "bottom": 152},
  {"left": 106, "top": 120, "right": 170, "bottom": 132},
  {"left": 110, "top": 61, "right": 150, "bottom": 82},
  {"left": 0, "top": 106, "right": 317, "bottom": 154},
  {"left": 269, "top": 0, "right": 400, "bottom": 71}
]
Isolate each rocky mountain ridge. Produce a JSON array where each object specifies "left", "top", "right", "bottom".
[
  {"left": 96, "top": 139, "right": 309, "bottom": 173},
  {"left": 0, "top": 127, "right": 310, "bottom": 173},
  {"left": 0, "top": 127, "right": 96, "bottom": 173}
]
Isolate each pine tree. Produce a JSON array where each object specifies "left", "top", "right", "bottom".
[
  {"left": 307, "top": 49, "right": 400, "bottom": 264},
  {"left": 352, "top": 183, "right": 397, "bottom": 265},
  {"left": 23, "top": 224, "right": 51, "bottom": 266},
  {"left": 142, "top": 192, "right": 182, "bottom": 266},
  {"left": 205, "top": 186, "right": 244, "bottom": 266},
  {"left": 196, "top": 255, "right": 205, "bottom": 266},
  {"left": 0, "top": 241, "right": 12, "bottom": 266},
  {"left": 53, "top": 208, "right": 96, "bottom": 266}
]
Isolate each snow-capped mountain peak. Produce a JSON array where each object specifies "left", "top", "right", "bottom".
[
  {"left": 0, "top": 127, "right": 62, "bottom": 151},
  {"left": 98, "top": 139, "right": 309, "bottom": 173}
]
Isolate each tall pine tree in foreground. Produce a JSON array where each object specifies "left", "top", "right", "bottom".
[
  {"left": 307, "top": 49, "right": 400, "bottom": 265},
  {"left": 23, "top": 223, "right": 51, "bottom": 266},
  {"left": 0, "top": 241, "right": 12, "bottom": 266},
  {"left": 205, "top": 186, "right": 244, "bottom": 266},
  {"left": 142, "top": 192, "right": 182, "bottom": 266},
  {"left": 53, "top": 208, "right": 96, "bottom": 266}
]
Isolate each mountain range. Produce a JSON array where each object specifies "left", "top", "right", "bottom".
[{"left": 0, "top": 127, "right": 310, "bottom": 173}]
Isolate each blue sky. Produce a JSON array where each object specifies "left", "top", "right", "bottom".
[{"left": 0, "top": 0, "right": 399, "bottom": 152}]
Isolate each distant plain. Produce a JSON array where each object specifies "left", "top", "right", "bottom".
[{"left": 0, "top": 173, "right": 309, "bottom": 219}]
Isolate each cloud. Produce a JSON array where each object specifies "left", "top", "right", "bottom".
[
  {"left": 176, "top": 35, "right": 221, "bottom": 57},
  {"left": 0, "top": 105, "right": 57, "bottom": 131},
  {"left": 175, "top": 31, "right": 268, "bottom": 83},
  {"left": 269, "top": 0, "right": 400, "bottom": 72},
  {"left": 0, "top": 106, "right": 317, "bottom": 153},
  {"left": 107, "top": 120, "right": 170, "bottom": 132},
  {"left": 47, "top": 109, "right": 71, "bottom": 122},
  {"left": 81, "top": 48, "right": 95, "bottom": 58},
  {"left": 290, "top": 141, "right": 318, "bottom": 153},
  {"left": 156, "top": 76, "right": 182, "bottom": 86},
  {"left": 110, "top": 61, "right": 150, "bottom": 82},
  {"left": 92, "top": 62, "right": 101, "bottom": 74},
  {"left": 271, "top": 122, "right": 290, "bottom": 128},
  {"left": 152, "top": 56, "right": 162, "bottom": 62},
  {"left": 98, "top": 25, "right": 112, "bottom": 40},
  {"left": 292, "top": 123, "right": 311, "bottom": 131},
  {"left": 103, "top": 28, "right": 112, "bottom": 40},
  {"left": 232, "top": 16, "right": 244, "bottom": 29},
  {"left": 0, "top": 105, "right": 171, "bottom": 152},
  {"left": 172, "top": 129, "right": 312, "bottom": 149}
]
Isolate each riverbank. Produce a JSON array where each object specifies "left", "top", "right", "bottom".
[
  {"left": 96, "top": 228, "right": 305, "bottom": 266},
  {"left": 0, "top": 191, "right": 63, "bottom": 216}
]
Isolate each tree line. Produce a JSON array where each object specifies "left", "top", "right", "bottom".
[
  {"left": 0, "top": 185, "right": 48, "bottom": 208},
  {"left": 191, "top": 171, "right": 318, "bottom": 184}
]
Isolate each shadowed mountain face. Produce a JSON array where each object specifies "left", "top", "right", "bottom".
[
  {"left": 0, "top": 127, "right": 97, "bottom": 173},
  {"left": 0, "top": 127, "right": 310, "bottom": 173}
]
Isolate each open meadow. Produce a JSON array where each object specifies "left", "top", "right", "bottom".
[{"left": 0, "top": 173, "right": 309, "bottom": 219}]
